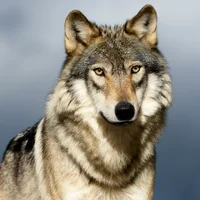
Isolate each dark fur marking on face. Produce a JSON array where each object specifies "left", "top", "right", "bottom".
[
  {"left": 134, "top": 75, "right": 147, "bottom": 88},
  {"left": 91, "top": 81, "right": 103, "bottom": 92},
  {"left": 134, "top": 48, "right": 163, "bottom": 74},
  {"left": 70, "top": 61, "right": 90, "bottom": 80},
  {"left": 158, "top": 92, "right": 170, "bottom": 104}
]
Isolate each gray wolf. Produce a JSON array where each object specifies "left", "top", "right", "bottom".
[{"left": 0, "top": 4, "right": 172, "bottom": 200}]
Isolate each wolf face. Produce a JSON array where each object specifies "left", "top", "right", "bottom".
[{"left": 49, "top": 5, "right": 172, "bottom": 127}]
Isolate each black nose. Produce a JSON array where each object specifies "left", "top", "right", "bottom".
[{"left": 115, "top": 102, "right": 135, "bottom": 121}]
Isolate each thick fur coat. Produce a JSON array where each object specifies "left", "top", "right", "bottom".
[{"left": 0, "top": 5, "right": 172, "bottom": 200}]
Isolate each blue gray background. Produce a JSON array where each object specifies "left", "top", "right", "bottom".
[{"left": 0, "top": 0, "right": 200, "bottom": 199}]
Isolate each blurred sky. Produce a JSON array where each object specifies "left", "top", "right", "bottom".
[{"left": 0, "top": 0, "right": 200, "bottom": 199}]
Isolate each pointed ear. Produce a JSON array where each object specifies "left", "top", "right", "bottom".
[
  {"left": 125, "top": 5, "right": 158, "bottom": 48},
  {"left": 64, "top": 10, "right": 99, "bottom": 55}
]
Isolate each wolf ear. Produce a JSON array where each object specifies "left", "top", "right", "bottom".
[
  {"left": 125, "top": 5, "right": 158, "bottom": 48},
  {"left": 64, "top": 10, "right": 99, "bottom": 55}
]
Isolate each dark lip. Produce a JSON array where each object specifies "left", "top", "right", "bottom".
[{"left": 100, "top": 112, "right": 132, "bottom": 126}]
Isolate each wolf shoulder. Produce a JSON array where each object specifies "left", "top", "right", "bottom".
[
  {"left": 0, "top": 122, "right": 41, "bottom": 200},
  {"left": 2, "top": 122, "right": 40, "bottom": 162}
]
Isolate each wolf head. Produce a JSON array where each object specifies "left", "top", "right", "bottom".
[{"left": 47, "top": 5, "right": 172, "bottom": 126}]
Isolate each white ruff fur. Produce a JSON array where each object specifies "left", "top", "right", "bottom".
[
  {"left": 141, "top": 73, "right": 172, "bottom": 124},
  {"left": 34, "top": 119, "right": 51, "bottom": 200}
]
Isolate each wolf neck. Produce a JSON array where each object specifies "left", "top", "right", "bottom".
[{"left": 45, "top": 102, "right": 155, "bottom": 188}]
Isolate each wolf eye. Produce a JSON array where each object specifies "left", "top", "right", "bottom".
[
  {"left": 94, "top": 68, "right": 104, "bottom": 76},
  {"left": 131, "top": 65, "right": 141, "bottom": 74}
]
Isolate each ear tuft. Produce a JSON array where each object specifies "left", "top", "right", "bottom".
[
  {"left": 125, "top": 5, "right": 158, "bottom": 48},
  {"left": 64, "top": 10, "right": 99, "bottom": 55}
]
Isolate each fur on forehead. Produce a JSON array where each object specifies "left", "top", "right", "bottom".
[{"left": 99, "top": 25, "right": 125, "bottom": 39}]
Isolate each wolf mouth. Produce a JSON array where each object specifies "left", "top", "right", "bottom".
[{"left": 100, "top": 112, "right": 132, "bottom": 126}]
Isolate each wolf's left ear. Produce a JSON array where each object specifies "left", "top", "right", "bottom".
[
  {"left": 64, "top": 10, "right": 99, "bottom": 55},
  {"left": 125, "top": 5, "right": 157, "bottom": 48}
]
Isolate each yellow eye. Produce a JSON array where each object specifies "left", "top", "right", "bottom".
[
  {"left": 131, "top": 65, "right": 141, "bottom": 74},
  {"left": 94, "top": 68, "right": 104, "bottom": 76}
]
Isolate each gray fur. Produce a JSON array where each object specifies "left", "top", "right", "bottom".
[{"left": 0, "top": 5, "right": 172, "bottom": 200}]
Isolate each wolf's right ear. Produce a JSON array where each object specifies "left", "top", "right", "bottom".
[{"left": 64, "top": 10, "right": 99, "bottom": 55}]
